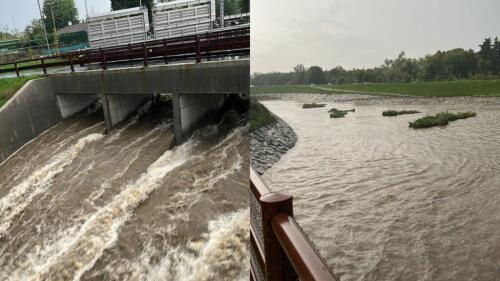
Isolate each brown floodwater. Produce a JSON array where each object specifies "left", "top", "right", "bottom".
[
  {"left": 261, "top": 95, "right": 500, "bottom": 281},
  {"left": 0, "top": 97, "right": 249, "bottom": 281}
]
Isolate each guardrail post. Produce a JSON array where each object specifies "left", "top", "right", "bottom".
[
  {"left": 163, "top": 39, "right": 168, "bottom": 64},
  {"left": 41, "top": 58, "right": 47, "bottom": 75},
  {"left": 100, "top": 48, "right": 107, "bottom": 70},
  {"left": 143, "top": 43, "right": 149, "bottom": 67},
  {"left": 196, "top": 35, "right": 201, "bottom": 63},
  {"left": 128, "top": 43, "right": 133, "bottom": 66},
  {"left": 69, "top": 55, "right": 75, "bottom": 73},
  {"left": 14, "top": 63, "right": 19, "bottom": 77},
  {"left": 260, "top": 192, "right": 295, "bottom": 281}
]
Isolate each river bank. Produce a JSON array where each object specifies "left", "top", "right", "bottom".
[
  {"left": 250, "top": 110, "right": 297, "bottom": 174},
  {"left": 259, "top": 94, "right": 500, "bottom": 281},
  {"left": 251, "top": 79, "right": 500, "bottom": 97}
]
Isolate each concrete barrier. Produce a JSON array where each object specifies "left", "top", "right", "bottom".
[
  {"left": 0, "top": 78, "right": 61, "bottom": 163},
  {"left": 0, "top": 60, "right": 249, "bottom": 162}
]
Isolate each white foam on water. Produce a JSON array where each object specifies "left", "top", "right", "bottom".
[
  {"left": 124, "top": 209, "right": 250, "bottom": 281},
  {"left": 23, "top": 140, "right": 192, "bottom": 281},
  {"left": 2, "top": 121, "right": 105, "bottom": 186},
  {"left": 0, "top": 133, "right": 104, "bottom": 237}
]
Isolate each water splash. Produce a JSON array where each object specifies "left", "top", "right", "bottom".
[
  {"left": 27, "top": 140, "right": 192, "bottom": 281},
  {"left": 0, "top": 133, "right": 104, "bottom": 237},
  {"left": 126, "top": 209, "right": 250, "bottom": 281}
]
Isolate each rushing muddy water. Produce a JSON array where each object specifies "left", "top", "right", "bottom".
[
  {"left": 261, "top": 95, "right": 500, "bottom": 281},
  {"left": 0, "top": 96, "right": 249, "bottom": 281}
]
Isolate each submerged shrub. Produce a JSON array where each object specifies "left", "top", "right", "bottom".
[
  {"left": 409, "top": 112, "right": 476, "bottom": 128},
  {"left": 303, "top": 103, "right": 326, "bottom": 109},
  {"left": 330, "top": 111, "right": 348, "bottom": 118},
  {"left": 383, "top": 110, "right": 420, "bottom": 116}
]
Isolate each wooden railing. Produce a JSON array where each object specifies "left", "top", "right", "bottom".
[
  {"left": 0, "top": 26, "right": 250, "bottom": 76},
  {"left": 250, "top": 168, "right": 338, "bottom": 281}
]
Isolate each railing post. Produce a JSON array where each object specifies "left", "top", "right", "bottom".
[
  {"left": 195, "top": 35, "right": 201, "bottom": 63},
  {"left": 69, "top": 54, "right": 75, "bottom": 73},
  {"left": 100, "top": 48, "right": 107, "bottom": 70},
  {"left": 14, "top": 63, "right": 19, "bottom": 77},
  {"left": 41, "top": 58, "right": 47, "bottom": 75},
  {"left": 163, "top": 39, "right": 168, "bottom": 64},
  {"left": 143, "top": 43, "right": 149, "bottom": 67},
  {"left": 128, "top": 43, "right": 133, "bottom": 66},
  {"left": 260, "top": 192, "right": 295, "bottom": 281}
]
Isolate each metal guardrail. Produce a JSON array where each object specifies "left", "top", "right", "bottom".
[
  {"left": 0, "top": 26, "right": 249, "bottom": 76},
  {"left": 250, "top": 168, "right": 338, "bottom": 281}
]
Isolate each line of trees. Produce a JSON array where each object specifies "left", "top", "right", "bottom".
[{"left": 252, "top": 38, "right": 500, "bottom": 86}]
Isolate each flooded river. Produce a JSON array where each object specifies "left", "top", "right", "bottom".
[
  {"left": 261, "top": 95, "right": 500, "bottom": 281},
  {"left": 0, "top": 96, "right": 249, "bottom": 281}
]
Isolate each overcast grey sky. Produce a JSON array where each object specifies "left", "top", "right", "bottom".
[
  {"left": 0, "top": 0, "right": 111, "bottom": 31},
  {"left": 251, "top": 0, "right": 500, "bottom": 73}
]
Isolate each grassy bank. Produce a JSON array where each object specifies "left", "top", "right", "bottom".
[
  {"left": 323, "top": 80, "right": 500, "bottom": 97},
  {"left": 252, "top": 80, "right": 500, "bottom": 97},
  {"left": 251, "top": 85, "right": 333, "bottom": 95},
  {"left": 0, "top": 76, "right": 41, "bottom": 107},
  {"left": 409, "top": 112, "right": 476, "bottom": 128},
  {"left": 250, "top": 98, "right": 276, "bottom": 131}
]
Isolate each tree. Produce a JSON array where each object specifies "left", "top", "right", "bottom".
[
  {"left": 478, "top": 38, "right": 493, "bottom": 74},
  {"left": 23, "top": 19, "right": 47, "bottom": 47},
  {"left": 42, "top": 0, "right": 79, "bottom": 33},
  {"left": 492, "top": 37, "right": 500, "bottom": 75},
  {"left": 291, "top": 64, "right": 306, "bottom": 84},
  {"left": 307, "top": 66, "right": 326, "bottom": 84}
]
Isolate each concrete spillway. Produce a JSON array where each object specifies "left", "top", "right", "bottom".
[{"left": 0, "top": 60, "right": 249, "bottom": 163}]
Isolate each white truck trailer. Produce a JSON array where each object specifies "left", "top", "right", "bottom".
[
  {"left": 87, "top": 7, "right": 150, "bottom": 48},
  {"left": 152, "top": 0, "right": 216, "bottom": 39}
]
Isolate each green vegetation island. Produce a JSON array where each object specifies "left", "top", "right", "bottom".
[
  {"left": 409, "top": 112, "right": 476, "bottom": 128},
  {"left": 383, "top": 110, "right": 420, "bottom": 116},
  {"left": 303, "top": 103, "right": 326, "bottom": 109}
]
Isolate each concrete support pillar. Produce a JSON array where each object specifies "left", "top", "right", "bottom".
[
  {"left": 100, "top": 91, "right": 112, "bottom": 133},
  {"left": 100, "top": 93, "right": 150, "bottom": 133},
  {"left": 172, "top": 93, "right": 226, "bottom": 144}
]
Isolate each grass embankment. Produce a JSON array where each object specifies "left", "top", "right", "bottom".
[
  {"left": 303, "top": 103, "right": 326, "bottom": 109},
  {"left": 251, "top": 85, "right": 333, "bottom": 95},
  {"left": 323, "top": 80, "right": 500, "bottom": 97},
  {"left": 0, "top": 76, "right": 41, "bottom": 107},
  {"left": 409, "top": 112, "right": 476, "bottom": 128},
  {"left": 252, "top": 80, "right": 500, "bottom": 97},
  {"left": 250, "top": 98, "right": 276, "bottom": 131},
  {"left": 383, "top": 110, "right": 420, "bottom": 116}
]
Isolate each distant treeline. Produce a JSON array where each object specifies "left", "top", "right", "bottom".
[{"left": 252, "top": 37, "right": 500, "bottom": 85}]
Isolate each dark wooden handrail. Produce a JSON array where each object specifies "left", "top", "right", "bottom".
[
  {"left": 250, "top": 168, "right": 338, "bottom": 281},
  {"left": 272, "top": 213, "right": 338, "bottom": 281}
]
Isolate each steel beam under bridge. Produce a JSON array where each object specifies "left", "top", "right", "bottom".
[{"left": 51, "top": 60, "right": 249, "bottom": 143}]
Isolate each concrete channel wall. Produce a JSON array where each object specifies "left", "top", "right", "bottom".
[
  {"left": 0, "top": 78, "right": 61, "bottom": 163},
  {"left": 0, "top": 60, "right": 249, "bottom": 163}
]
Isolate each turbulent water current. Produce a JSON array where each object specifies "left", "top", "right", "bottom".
[
  {"left": 0, "top": 96, "right": 249, "bottom": 281},
  {"left": 261, "top": 95, "right": 500, "bottom": 281}
]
